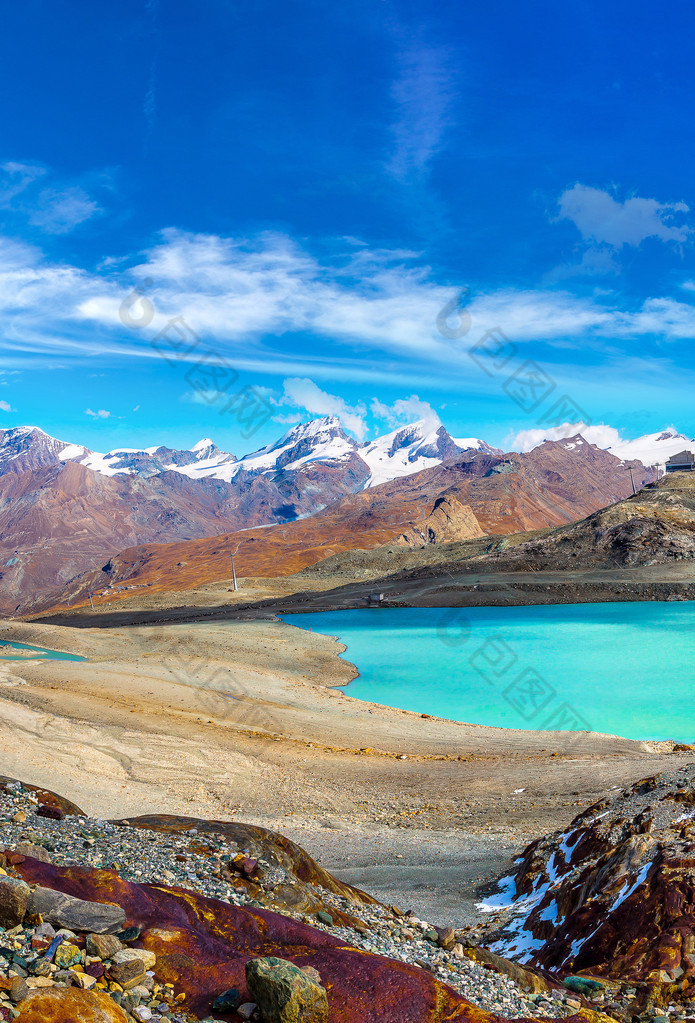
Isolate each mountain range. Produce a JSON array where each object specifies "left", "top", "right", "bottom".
[
  {"left": 20, "top": 433, "right": 653, "bottom": 615},
  {"left": 0, "top": 415, "right": 682, "bottom": 614},
  {"left": 0, "top": 418, "right": 497, "bottom": 487}
]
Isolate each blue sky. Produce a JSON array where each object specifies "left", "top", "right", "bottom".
[{"left": 2, "top": 0, "right": 695, "bottom": 455}]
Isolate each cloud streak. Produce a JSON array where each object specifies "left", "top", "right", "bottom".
[
  {"left": 3, "top": 227, "right": 695, "bottom": 398},
  {"left": 387, "top": 43, "right": 456, "bottom": 182}
]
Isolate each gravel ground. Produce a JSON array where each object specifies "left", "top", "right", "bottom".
[{"left": 0, "top": 783, "right": 578, "bottom": 1020}]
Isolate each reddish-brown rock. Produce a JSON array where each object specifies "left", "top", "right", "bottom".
[
  {"left": 12, "top": 858, "right": 517, "bottom": 1022},
  {"left": 477, "top": 765, "right": 695, "bottom": 1008}
]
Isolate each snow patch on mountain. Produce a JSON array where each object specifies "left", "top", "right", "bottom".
[
  {"left": 513, "top": 422, "right": 694, "bottom": 469},
  {"left": 175, "top": 416, "right": 355, "bottom": 483},
  {"left": 605, "top": 427, "right": 695, "bottom": 468}
]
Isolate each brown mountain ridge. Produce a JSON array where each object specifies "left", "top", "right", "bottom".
[{"left": 21, "top": 435, "right": 650, "bottom": 616}]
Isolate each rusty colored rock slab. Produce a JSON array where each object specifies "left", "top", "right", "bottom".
[
  {"left": 13, "top": 858, "right": 509, "bottom": 1022},
  {"left": 0, "top": 776, "right": 84, "bottom": 817}
]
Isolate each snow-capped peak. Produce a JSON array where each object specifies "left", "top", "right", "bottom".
[
  {"left": 512, "top": 421, "right": 695, "bottom": 469},
  {"left": 359, "top": 418, "right": 462, "bottom": 488},
  {"left": 0, "top": 425, "right": 92, "bottom": 475},
  {"left": 190, "top": 438, "right": 216, "bottom": 453}
]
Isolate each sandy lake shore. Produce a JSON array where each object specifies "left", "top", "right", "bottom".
[{"left": 0, "top": 593, "right": 686, "bottom": 923}]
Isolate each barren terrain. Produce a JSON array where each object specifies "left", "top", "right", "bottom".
[{"left": 0, "top": 592, "right": 688, "bottom": 922}]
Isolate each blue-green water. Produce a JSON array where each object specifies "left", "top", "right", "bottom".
[
  {"left": 0, "top": 640, "right": 84, "bottom": 662},
  {"left": 284, "top": 602, "right": 695, "bottom": 742}
]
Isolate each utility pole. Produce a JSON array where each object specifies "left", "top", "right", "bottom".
[
  {"left": 88, "top": 591, "right": 94, "bottom": 611},
  {"left": 230, "top": 541, "right": 242, "bottom": 592},
  {"left": 628, "top": 466, "right": 636, "bottom": 495}
]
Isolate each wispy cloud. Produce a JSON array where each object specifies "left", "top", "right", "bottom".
[
  {"left": 0, "top": 162, "right": 47, "bottom": 205},
  {"left": 0, "top": 400, "right": 14, "bottom": 412},
  {"left": 143, "top": 0, "right": 160, "bottom": 150},
  {"left": 4, "top": 227, "right": 695, "bottom": 395},
  {"left": 0, "top": 161, "right": 103, "bottom": 234},
  {"left": 387, "top": 42, "right": 456, "bottom": 182},
  {"left": 29, "top": 186, "right": 102, "bottom": 234},
  {"left": 84, "top": 408, "right": 111, "bottom": 419}
]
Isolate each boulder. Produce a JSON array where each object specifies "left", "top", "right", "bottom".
[
  {"left": 86, "top": 933, "right": 123, "bottom": 958},
  {"left": 13, "top": 844, "right": 51, "bottom": 864},
  {"left": 112, "top": 948, "right": 156, "bottom": 972},
  {"left": 436, "top": 926, "right": 456, "bottom": 950},
  {"left": 246, "top": 957, "right": 328, "bottom": 1023},
  {"left": 27, "top": 887, "right": 125, "bottom": 934},
  {"left": 0, "top": 876, "right": 30, "bottom": 928}
]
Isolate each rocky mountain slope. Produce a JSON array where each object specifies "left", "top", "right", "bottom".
[
  {"left": 0, "top": 776, "right": 592, "bottom": 1023},
  {"left": 396, "top": 496, "right": 486, "bottom": 547},
  {"left": 457, "top": 472, "right": 695, "bottom": 575},
  {"left": 0, "top": 418, "right": 495, "bottom": 612},
  {"left": 476, "top": 761, "right": 695, "bottom": 1016},
  {"left": 0, "top": 462, "right": 312, "bottom": 613},
  {"left": 22, "top": 435, "right": 650, "bottom": 615}
]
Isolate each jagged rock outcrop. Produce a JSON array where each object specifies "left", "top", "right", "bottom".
[
  {"left": 397, "top": 496, "right": 485, "bottom": 546},
  {"left": 476, "top": 762, "right": 695, "bottom": 1010}
]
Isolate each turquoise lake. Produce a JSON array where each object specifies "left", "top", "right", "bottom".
[
  {"left": 284, "top": 602, "right": 695, "bottom": 742},
  {"left": 0, "top": 640, "right": 84, "bottom": 662}
]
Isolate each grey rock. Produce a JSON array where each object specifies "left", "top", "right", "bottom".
[{"left": 27, "top": 886, "right": 126, "bottom": 933}]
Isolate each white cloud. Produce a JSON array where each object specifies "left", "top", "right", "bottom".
[
  {"left": 0, "top": 400, "right": 14, "bottom": 412},
  {"left": 272, "top": 412, "right": 302, "bottom": 425},
  {"left": 510, "top": 421, "right": 604, "bottom": 452},
  {"left": 557, "top": 184, "right": 691, "bottom": 248},
  {"left": 508, "top": 420, "right": 695, "bottom": 468},
  {"left": 280, "top": 378, "right": 367, "bottom": 439},
  {"left": 5, "top": 226, "right": 695, "bottom": 391},
  {"left": 371, "top": 394, "right": 439, "bottom": 428},
  {"left": 84, "top": 408, "right": 111, "bottom": 419}
]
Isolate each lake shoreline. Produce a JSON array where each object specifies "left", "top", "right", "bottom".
[
  {"left": 0, "top": 607, "right": 686, "bottom": 923},
  {"left": 283, "top": 602, "right": 695, "bottom": 745}
]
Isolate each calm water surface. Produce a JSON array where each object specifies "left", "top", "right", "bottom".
[
  {"left": 284, "top": 602, "right": 695, "bottom": 742},
  {"left": 0, "top": 640, "right": 84, "bottom": 662}
]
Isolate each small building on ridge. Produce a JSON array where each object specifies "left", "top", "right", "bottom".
[{"left": 666, "top": 450, "right": 695, "bottom": 473}]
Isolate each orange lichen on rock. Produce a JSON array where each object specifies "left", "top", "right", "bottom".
[{"left": 16, "top": 988, "right": 129, "bottom": 1022}]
